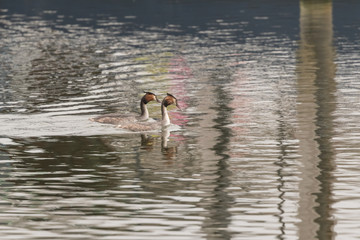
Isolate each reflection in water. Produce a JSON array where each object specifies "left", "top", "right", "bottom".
[
  {"left": 161, "top": 127, "right": 178, "bottom": 160},
  {"left": 1, "top": 0, "right": 360, "bottom": 239},
  {"left": 297, "top": 0, "right": 336, "bottom": 239},
  {"left": 275, "top": 118, "right": 289, "bottom": 240},
  {"left": 0, "top": 131, "right": 191, "bottom": 236},
  {"left": 201, "top": 71, "right": 234, "bottom": 240}
]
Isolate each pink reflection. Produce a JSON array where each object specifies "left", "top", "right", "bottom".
[{"left": 167, "top": 55, "right": 191, "bottom": 126}]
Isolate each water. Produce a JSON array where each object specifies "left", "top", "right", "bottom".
[{"left": 0, "top": 0, "right": 360, "bottom": 239}]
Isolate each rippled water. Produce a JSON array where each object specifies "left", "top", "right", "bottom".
[{"left": 1, "top": 0, "right": 360, "bottom": 239}]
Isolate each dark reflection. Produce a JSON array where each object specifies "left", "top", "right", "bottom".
[
  {"left": 275, "top": 63, "right": 298, "bottom": 240},
  {"left": 275, "top": 117, "right": 288, "bottom": 240},
  {"left": 0, "top": 132, "right": 196, "bottom": 234},
  {"left": 0, "top": 136, "right": 122, "bottom": 191},
  {"left": 24, "top": 40, "right": 101, "bottom": 108},
  {"left": 297, "top": 0, "right": 336, "bottom": 239},
  {"left": 140, "top": 133, "right": 157, "bottom": 151},
  {"left": 0, "top": 132, "right": 186, "bottom": 216}
]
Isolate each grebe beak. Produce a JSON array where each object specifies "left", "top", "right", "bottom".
[
  {"left": 176, "top": 102, "right": 182, "bottom": 111},
  {"left": 155, "top": 96, "right": 161, "bottom": 103}
]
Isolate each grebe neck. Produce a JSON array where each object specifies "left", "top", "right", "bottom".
[
  {"left": 139, "top": 99, "right": 149, "bottom": 120},
  {"left": 161, "top": 103, "right": 170, "bottom": 126}
]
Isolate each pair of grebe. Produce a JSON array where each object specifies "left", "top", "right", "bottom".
[{"left": 91, "top": 92, "right": 180, "bottom": 131}]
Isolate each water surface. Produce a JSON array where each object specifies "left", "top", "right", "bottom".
[{"left": 1, "top": 0, "right": 360, "bottom": 239}]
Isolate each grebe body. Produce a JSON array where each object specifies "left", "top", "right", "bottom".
[
  {"left": 118, "top": 93, "right": 181, "bottom": 132},
  {"left": 90, "top": 92, "right": 160, "bottom": 125}
]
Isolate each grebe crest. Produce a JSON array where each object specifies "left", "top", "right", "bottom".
[
  {"left": 162, "top": 93, "right": 181, "bottom": 109},
  {"left": 142, "top": 91, "right": 161, "bottom": 104},
  {"left": 90, "top": 91, "right": 160, "bottom": 125}
]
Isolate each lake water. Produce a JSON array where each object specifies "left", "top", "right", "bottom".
[{"left": 1, "top": 0, "right": 360, "bottom": 239}]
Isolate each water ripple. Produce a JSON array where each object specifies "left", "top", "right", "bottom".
[{"left": 0, "top": 1, "right": 360, "bottom": 239}]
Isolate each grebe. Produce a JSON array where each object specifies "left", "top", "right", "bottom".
[
  {"left": 90, "top": 91, "right": 160, "bottom": 125},
  {"left": 118, "top": 93, "right": 181, "bottom": 131}
]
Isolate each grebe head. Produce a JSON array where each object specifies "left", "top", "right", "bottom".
[
  {"left": 142, "top": 91, "right": 161, "bottom": 104},
  {"left": 163, "top": 93, "right": 181, "bottom": 110}
]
